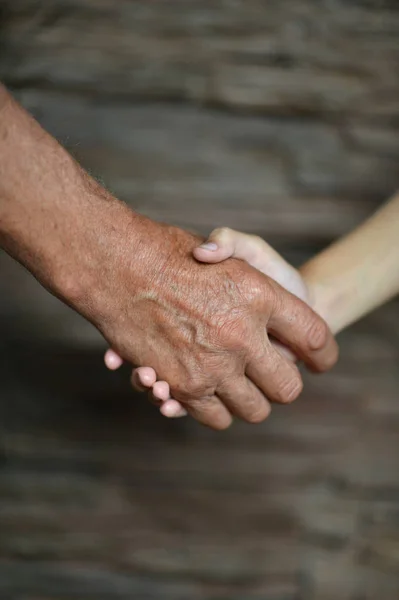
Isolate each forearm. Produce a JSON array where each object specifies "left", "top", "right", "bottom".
[
  {"left": 0, "top": 84, "right": 157, "bottom": 315},
  {"left": 300, "top": 194, "right": 399, "bottom": 334}
]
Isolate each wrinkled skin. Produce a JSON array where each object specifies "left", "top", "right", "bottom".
[{"left": 76, "top": 215, "right": 338, "bottom": 430}]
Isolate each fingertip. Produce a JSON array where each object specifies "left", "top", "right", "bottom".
[
  {"left": 246, "top": 402, "right": 272, "bottom": 423},
  {"left": 131, "top": 370, "right": 146, "bottom": 391},
  {"left": 137, "top": 367, "right": 158, "bottom": 387},
  {"left": 193, "top": 246, "right": 233, "bottom": 264},
  {"left": 131, "top": 367, "right": 157, "bottom": 391},
  {"left": 104, "top": 349, "right": 123, "bottom": 370},
  {"left": 152, "top": 380, "right": 171, "bottom": 401},
  {"left": 193, "top": 228, "right": 241, "bottom": 264},
  {"left": 193, "top": 246, "right": 221, "bottom": 263},
  {"left": 160, "top": 400, "right": 188, "bottom": 418},
  {"left": 198, "top": 242, "right": 218, "bottom": 252},
  {"left": 306, "top": 336, "right": 339, "bottom": 373}
]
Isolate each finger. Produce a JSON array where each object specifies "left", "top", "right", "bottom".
[
  {"left": 104, "top": 349, "right": 123, "bottom": 370},
  {"left": 217, "top": 376, "right": 271, "bottom": 423},
  {"left": 175, "top": 395, "right": 233, "bottom": 431},
  {"left": 195, "top": 227, "right": 271, "bottom": 265},
  {"left": 143, "top": 389, "right": 187, "bottom": 419},
  {"left": 148, "top": 389, "right": 163, "bottom": 407},
  {"left": 152, "top": 380, "right": 172, "bottom": 402},
  {"left": 270, "top": 337, "right": 297, "bottom": 362},
  {"left": 267, "top": 281, "right": 339, "bottom": 372},
  {"left": 131, "top": 367, "right": 157, "bottom": 392},
  {"left": 146, "top": 389, "right": 186, "bottom": 418},
  {"left": 152, "top": 381, "right": 188, "bottom": 417},
  {"left": 246, "top": 345, "right": 304, "bottom": 405},
  {"left": 160, "top": 400, "right": 188, "bottom": 418},
  {"left": 193, "top": 226, "right": 290, "bottom": 273},
  {"left": 193, "top": 227, "right": 236, "bottom": 263}
]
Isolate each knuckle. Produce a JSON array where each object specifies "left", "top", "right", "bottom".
[
  {"left": 245, "top": 235, "right": 269, "bottom": 265},
  {"left": 217, "top": 318, "right": 249, "bottom": 352},
  {"left": 171, "top": 379, "right": 207, "bottom": 401},
  {"left": 211, "top": 414, "right": 233, "bottom": 431},
  {"left": 185, "top": 396, "right": 233, "bottom": 430},
  {"left": 245, "top": 402, "right": 271, "bottom": 424},
  {"left": 243, "top": 278, "right": 270, "bottom": 312},
  {"left": 326, "top": 340, "right": 340, "bottom": 368},
  {"left": 306, "top": 316, "right": 329, "bottom": 351},
  {"left": 313, "top": 339, "right": 340, "bottom": 373},
  {"left": 275, "top": 372, "right": 303, "bottom": 404},
  {"left": 212, "top": 226, "right": 232, "bottom": 241},
  {"left": 249, "top": 234, "right": 266, "bottom": 249}
]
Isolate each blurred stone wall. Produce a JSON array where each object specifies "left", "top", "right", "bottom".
[{"left": 0, "top": 0, "right": 399, "bottom": 345}]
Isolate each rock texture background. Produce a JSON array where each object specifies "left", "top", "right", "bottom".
[{"left": 0, "top": 1, "right": 399, "bottom": 598}]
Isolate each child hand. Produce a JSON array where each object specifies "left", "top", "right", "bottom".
[{"left": 105, "top": 228, "right": 310, "bottom": 419}]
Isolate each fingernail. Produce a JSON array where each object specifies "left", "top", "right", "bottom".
[{"left": 199, "top": 242, "right": 218, "bottom": 251}]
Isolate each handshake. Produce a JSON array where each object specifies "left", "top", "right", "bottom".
[
  {"left": 2, "top": 84, "right": 396, "bottom": 431},
  {"left": 103, "top": 226, "right": 339, "bottom": 429}
]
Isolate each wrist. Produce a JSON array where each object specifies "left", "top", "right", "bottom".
[
  {"left": 300, "top": 264, "right": 343, "bottom": 335},
  {"left": 51, "top": 180, "right": 148, "bottom": 317},
  {"left": 57, "top": 185, "right": 201, "bottom": 332}
]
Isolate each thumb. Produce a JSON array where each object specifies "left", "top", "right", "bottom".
[
  {"left": 193, "top": 227, "right": 243, "bottom": 264},
  {"left": 193, "top": 227, "right": 309, "bottom": 305}
]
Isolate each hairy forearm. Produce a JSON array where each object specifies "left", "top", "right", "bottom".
[
  {"left": 301, "top": 194, "right": 399, "bottom": 334},
  {"left": 0, "top": 84, "right": 157, "bottom": 316}
]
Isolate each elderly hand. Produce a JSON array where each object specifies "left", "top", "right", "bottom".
[{"left": 102, "top": 224, "right": 337, "bottom": 428}]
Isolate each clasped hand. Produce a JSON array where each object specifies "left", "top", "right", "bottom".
[{"left": 101, "top": 224, "right": 338, "bottom": 429}]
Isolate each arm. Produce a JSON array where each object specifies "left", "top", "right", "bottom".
[
  {"left": 0, "top": 84, "right": 337, "bottom": 429},
  {"left": 300, "top": 193, "right": 399, "bottom": 334}
]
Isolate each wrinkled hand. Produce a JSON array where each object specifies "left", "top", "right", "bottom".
[
  {"left": 106, "top": 227, "right": 315, "bottom": 419},
  {"left": 99, "top": 220, "right": 338, "bottom": 429}
]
